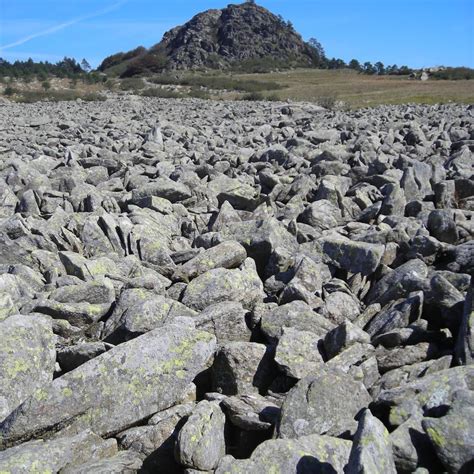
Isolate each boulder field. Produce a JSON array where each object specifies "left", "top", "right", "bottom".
[{"left": 0, "top": 96, "right": 473, "bottom": 472}]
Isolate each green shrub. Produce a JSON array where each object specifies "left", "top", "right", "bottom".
[
  {"left": 121, "top": 48, "right": 169, "bottom": 77},
  {"left": 14, "top": 90, "right": 106, "bottom": 103},
  {"left": 316, "top": 96, "right": 337, "bottom": 109},
  {"left": 241, "top": 92, "right": 265, "bottom": 101},
  {"left": 41, "top": 80, "right": 51, "bottom": 91},
  {"left": 149, "top": 74, "right": 283, "bottom": 92},
  {"left": 430, "top": 67, "right": 474, "bottom": 80},
  {"left": 266, "top": 94, "right": 280, "bottom": 101},
  {"left": 4, "top": 86, "right": 16, "bottom": 96},
  {"left": 82, "top": 92, "right": 107, "bottom": 102},
  {"left": 119, "top": 77, "right": 146, "bottom": 91},
  {"left": 232, "top": 56, "right": 309, "bottom": 73},
  {"left": 141, "top": 88, "right": 182, "bottom": 98},
  {"left": 188, "top": 87, "right": 211, "bottom": 99}
]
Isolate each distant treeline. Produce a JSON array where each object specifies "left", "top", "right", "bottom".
[
  {"left": 0, "top": 57, "right": 105, "bottom": 83},
  {"left": 1, "top": 54, "right": 473, "bottom": 82}
]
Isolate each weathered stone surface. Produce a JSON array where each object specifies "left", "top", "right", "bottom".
[
  {"left": 275, "top": 327, "right": 324, "bottom": 379},
  {"left": 320, "top": 237, "right": 385, "bottom": 276},
  {"left": 57, "top": 342, "right": 111, "bottom": 372},
  {"left": 278, "top": 368, "right": 372, "bottom": 438},
  {"left": 455, "top": 283, "right": 474, "bottom": 365},
  {"left": 324, "top": 320, "right": 371, "bottom": 360},
  {"left": 193, "top": 301, "right": 251, "bottom": 343},
  {"left": 422, "top": 390, "right": 474, "bottom": 474},
  {"left": 390, "top": 412, "right": 441, "bottom": 473},
  {"left": 215, "top": 434, "right": 352, "bottom": 474},
  {"left": 346, "top": 409, "right": 396, "bottom": 474},
  {"left": 62, "top": 450, "right": 143, "bottom": 474},
  {"left": 102, "top": 288, "right": 197, "bottom": 343},
  {"left": 118, "top": 403, "right": 193, "bottom": 473},
  {"left": 0, "top": 324, "right": 216, "bottom": 446},
  {"left": 0, "top": 315, "right": 56, "bottom": 422},
  {"left": 375, "top": 366, "right": 474, "bottom": 428},
  {"left": 173, "top": 241, "right": 247, "bottom": 282},
  {"left": 0, "top": 430, "right": 118, "bottom": 473},
  {"left": 212, "top": 342, "right": 273, "bottom": 395},
  {"left": 176, "top": 400, "right": 226, "bottom": 471},
  {"left": 0, "top": 85, "right": 472, "bottom": 472},
  {"left": 182, "top": 258, "right": 263, "bottom": 311},
  {"left": 222, "top": 394, "right": 280, "bottom": 431},
  {"left": 261, "top": 300, "right": 335, "bottom": 344}
]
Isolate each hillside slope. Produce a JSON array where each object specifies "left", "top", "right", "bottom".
[{"left": 99, "top": 2, "right": 320, "bottom": 76}]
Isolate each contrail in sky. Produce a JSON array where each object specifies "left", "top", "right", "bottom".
[{"left": 0, "top": 0, "right": 128, "bottom": 51}]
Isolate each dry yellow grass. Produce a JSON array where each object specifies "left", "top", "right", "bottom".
[{"left": 233, "top": 69, "right": 474, "bottom": 107}]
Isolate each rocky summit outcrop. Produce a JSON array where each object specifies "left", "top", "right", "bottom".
[
  {"left": 99, "top": 2, "right": 318, "bottom": 74},
  {"left": 0, "top": 96, "right": 473, "bottom": 472}
]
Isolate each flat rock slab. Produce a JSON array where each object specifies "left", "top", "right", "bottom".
[{"left": 0, "top": 324, "right": 216, "bottom": 447}]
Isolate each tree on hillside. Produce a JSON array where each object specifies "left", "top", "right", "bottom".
[
  {"left": 349, "top": 59, "right": 362, "bottom": 71},
  {"left": 363, "top": 61, "right": 376, "bottom": 74},
  {"left": 375, "top": 61, "right": 385, "bottom": 75},
  {"left": 308, "top": 38, "right": 325, "bottom": 60},
  {"left": 81, "top": 59, "right": 92, "bottom": 73},
  {"left": 327, "top": 57, "right": 346, "bottom": 69}
]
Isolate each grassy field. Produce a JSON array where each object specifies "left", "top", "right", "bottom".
[
  {"left": 2, "top": 69, "right": 474, "bottom": 108},
  {"left": 230, "top": 69, "right": 474, "bottom": 107}
]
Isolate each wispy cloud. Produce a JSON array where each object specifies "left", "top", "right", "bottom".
[{"left": 0, "top": 0, "right": 128, "bottom": 51}]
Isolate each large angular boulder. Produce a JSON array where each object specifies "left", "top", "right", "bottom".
[
  {"left": 277, "top": 368, "right": 372, "bottom": 438},
  {"left": 422, "top": 390, "right": 474, "bottom": 474},
  {"left": 375, "top": 366, "right": 474, "bottom": 428},
  {"left": 261, "top": 300, "right": 335, "bottom": 344},
  {"left": 173, "top": 241, "right": 247, "bottom": 282},
  {"left": 176, "top": 400, "right": 226, "bottom": 471},
  {"left": 275, "top": 327, "right": 324, "bottom": 379},
  {"left": 212, "top": 342, "right": 274, "bottom": 395},
  {"left": 0, "top": 315, "right": 56, "bottom": 422},
  {"left": 346, "top": 409, "right": 396, "bottom": 474},
  {"left": 182, "top": 258, "right": 264, "bottom": 311},
  {"left": 216, "top": 434, "right": 351, "bottom": 474},
  {"left": 0, "top": 324, "right": 216, "bottom": 447},
  {"left": 320, "top": 236, "right": 385, "bottom": 276},
  {"left": 0, "top": 430, "right": 118, "bottom": 473}
]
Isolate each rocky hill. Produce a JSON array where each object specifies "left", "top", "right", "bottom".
[{"left": 99, "top": 2, "right": 320, "bottom": 76}]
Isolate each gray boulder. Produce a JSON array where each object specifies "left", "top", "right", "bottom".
[
  {"left": 261, "top": 300, "right": 335, "bottom": 344},
  {"left": 193, "top": 301, "right": 251, "bottom": 343},
  {"left": 278, "top": 368, "right": 372, "bottom": 438},
  {"left": 324, "top": 320, "right": 371, "bottom": 360},
  {"left": 118, "top": 403, "right": 194, "bottom": 473},
  {"left": 212, "top": 342, "right": 273, "bottom": 395},
  {"left": 0, "top": 430, "right": 118, "bottom": 473},
  {"left": 182, "top": 258, "right": 263, "bottom": 311},
  {"left": 173, "top": 241, "right": 247, "bottom": 282},
  {"left": 215, "top": 434, "right": 351, "bottom": 474},
  {"left": 176, "top": 400, "right": 226, "bottom": 471},
  {"left": 320, "top": 236, "right": 385, "bottom": 276},
  {"left": 0, "top": 315, "right": 56, "bottom": 422},
  {"left": 455, "top": 284, "right": 474, "bottom": 365},
  {"left": 422, "top": 389, "right": 474, "bottom": 474},
  {"left": 275, "top": 327, "right": 324, "bottom": 379},
  {"left": 0, "top": 324, "right": 216, "bottom": 446},
  {"left": 346, "top": 409, "right": 396, "bottom": 474},
  {"left": 222, "top": 394, "right": 280, "bottom": 431},
  {"left": 375, "top": 366, "right": 474, "bottom": 428}
]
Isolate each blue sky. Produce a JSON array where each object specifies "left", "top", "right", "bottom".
[{"left": 0, "top": 0, "right": 473, "bottom": 68}]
